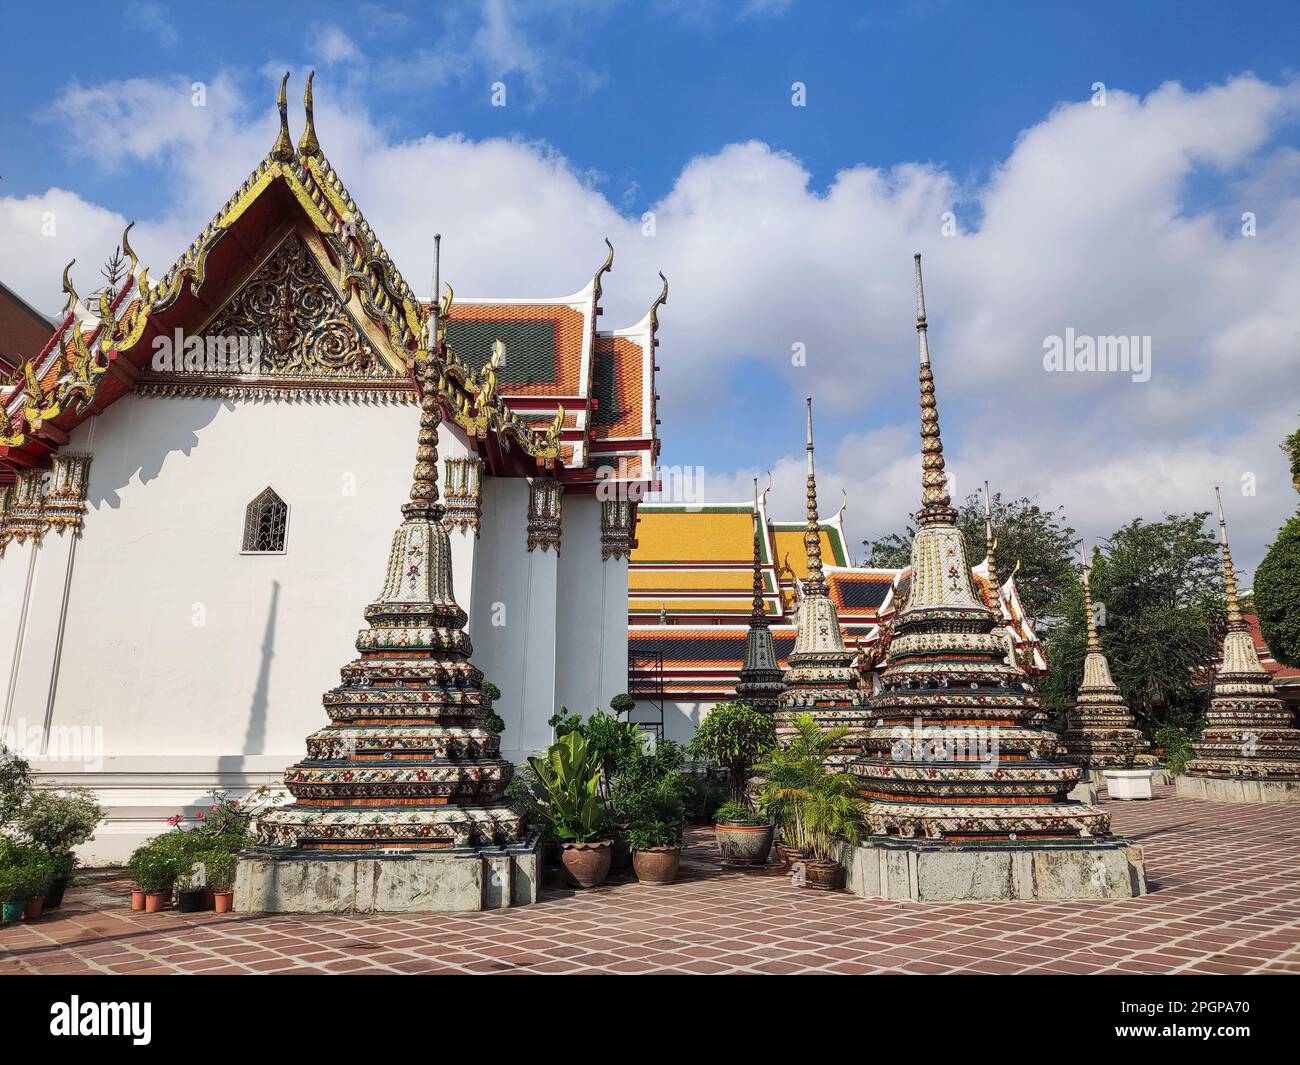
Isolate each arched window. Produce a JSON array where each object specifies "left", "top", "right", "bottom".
[{"left": 242, "top": 487, "right": 289, "bottom": 553}]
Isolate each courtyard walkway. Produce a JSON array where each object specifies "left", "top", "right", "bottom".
[{"left": 2, "top": 786, "right": 1298, "bottom": 975}]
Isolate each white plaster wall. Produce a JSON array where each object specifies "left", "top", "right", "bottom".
[
  {"left": 43, "top": 393, "right": 476, "bottom": 766},
  {"left": 631, "top": 698, "right": 714, "bottom": 746},
  {"left": 555, "top": 495, "right": 605, "bottom": 719},
  {"left": 469, "top": 476, "right": 533, "bottom": 763}
]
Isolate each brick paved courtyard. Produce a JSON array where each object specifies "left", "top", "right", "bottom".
[{"left": 3, "top": 786, "right": 1298, "bottom": 976}]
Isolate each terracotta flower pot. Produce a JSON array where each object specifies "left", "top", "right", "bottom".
[
  {"left": 560, "top": 840, "right": 613, "bottom": 888},
  {"left": 130, "top": 889, "right": 145, "bottom": 911},
  {"left": 714, "top": 822, "right": 773, "bottom": 866},
  {"left": 144, "top": 891, "right": 167, "bottom": 913},
  {"left": 775, "top": 842, "right": 811, "bottom": 869},
  {"left": 632, "top": 846, "right": 681, "bottom": 884},
  {"left": 23, "top": 895, "right": 44, "bottom": 920},
  {"left": 213, "top": 891, "right": 234, "bottom": 914},
  {"left": 796, "top": 859, "right": 843, "bottom": 891}
]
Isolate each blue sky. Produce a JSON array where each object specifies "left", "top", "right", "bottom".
[{"left": 2, "top": 1, "right": 1299, "bottom": 570}]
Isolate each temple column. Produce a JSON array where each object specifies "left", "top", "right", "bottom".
[
  {"left": 597, "top": 498, "right": 635, "bottom": 708},
  {"left": 519, "top": 479, "right": 562, "bottom": 753}
]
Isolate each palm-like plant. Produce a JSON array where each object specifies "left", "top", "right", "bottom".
[
  {"left": 525, "top": 732, "right": 612, "bottom": 843},
  {"left": 756, "top": 713, "right": 868, "bottom": 861}
]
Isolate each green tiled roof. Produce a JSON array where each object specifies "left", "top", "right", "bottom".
[{"left": 447, "top": 319, "right": 558, "bottom": 385}]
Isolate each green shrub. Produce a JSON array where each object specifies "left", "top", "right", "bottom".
[
  {"left": 525, "top": 733, "right": 611, "bottom": 844},
  {"left": 0, "top": 838, "right": 54, "bottom": 902},
  {"left": 687, "top": 702, "right": 777, "bottom": 806},
  {"left": 713, "top": 801, "right": 766, "bottom": 826},
  {"left": 1154, "top": 722, "right": 1202, "bottom": 776},
  {"left": 547, "top": 706, "right": 584, "bottom": 739},
  {"left": 481, "top": 680, "right": 505, "bottom": 735},
  {"left": 682, "top": 771, "right": 727, "bottom": 824},
  {"left": 19, "top": 788, "right": 103, "bottom": 858},
  {"left": 627, "top": 819, "right": 683, "bottom": 850},
  {"left": 1255, "top": 514, "right": 1300, "bottom": 668}
]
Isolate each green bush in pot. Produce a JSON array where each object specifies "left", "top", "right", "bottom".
[
  {"left": 525, "top": 732, "right": 614, "bottom": 888},
  {"left": 687, "top": 701, "right": 776, "bottom": 808}
]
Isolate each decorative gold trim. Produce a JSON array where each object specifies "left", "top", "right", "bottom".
[
  {"left": 443, "top": 457, "right": 484, "bottom": 536},
  {"left": 600, "top": 498, "right": 636, "bottom": 560},
  {"left": 527, "top": 479, "right": 563, "bottom": 553}
]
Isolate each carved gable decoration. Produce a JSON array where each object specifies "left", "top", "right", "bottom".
[{"left": 140, "top": 231, "right": 406, "bottom": 399}]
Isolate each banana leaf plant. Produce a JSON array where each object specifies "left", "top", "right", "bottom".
[{"left": 525, "top": 732, "right": 613, "bottom": 844}]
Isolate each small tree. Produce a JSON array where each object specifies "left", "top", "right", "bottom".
[
  {"left": 687, "top": 702, "right": 777, "bottom": 808},
  {"left": 1255, "top": 514, "right": 1300, "bottom": 668}
]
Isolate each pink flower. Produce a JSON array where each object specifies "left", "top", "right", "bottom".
[{"left": 196, "top": 811, "right": 206, "bottom": 821}]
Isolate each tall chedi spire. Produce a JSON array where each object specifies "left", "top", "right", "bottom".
[
  {"left": 1064, "top": 551, "right": 1152, "bottom": 771},
  {"left": 1179, "top": 489, "right": 1300, "bottom": 801},
  {"left": 849, "top": 255, "right": 1110, "bottom": 844},
  {"left": 252, "top": 280, "right": 523, "bottom": 857},
  {"left": 775, "top": 398, "right": 866, "bottom": 762},
  {"left": 736, "top": 478, "right": 787, "bottom": 712}
]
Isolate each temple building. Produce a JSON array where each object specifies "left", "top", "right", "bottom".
[
  {"left": 0, "top": 74, "right": 662, "bottom": 862},
  {"left": 626, "top": 494, "right": 1046, "bottom": 743},
  {"left": 1177, "top": 489, "right": 1300, "bottom": 802},
  {"left": 843, "top": 255, "right": 1144, "bottom": 901},
  {"left": 1063, "top": 555, "right": 1153, "bottom": 773}
]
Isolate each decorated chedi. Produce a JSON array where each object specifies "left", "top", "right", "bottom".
[
  {"left": 735, "top": 478, "right": 786, "bottom": 713},
  {"left": 845, "top": 257, "right": 1144, "bottom": 901},
  {"left": 1177, "top": 489, "right": 1300, "bottom": 802},
  {"left": 775, "top": 399, "right": 868, "bottom": 762},
  {"left": 1063, "top": 553, "right": 1152, "bottom": 773},
  {"left": 240, "top": 320, "right": 538, "bottom": 912}
]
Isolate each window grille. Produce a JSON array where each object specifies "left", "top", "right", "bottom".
[{"left": 242, "top": 487, "right": 288, "bottom": 553}]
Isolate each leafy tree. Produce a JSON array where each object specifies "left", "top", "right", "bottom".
[
  {"left": 1255, "top": 514, "right": 1300, "bottom": 668},
  {"left": 864, "top": 492, "right": 1080, "bottom": 621},
  {"left": 687, "top": 702, "right": 777, "bottom": 807},
  {"left": 1040, "top": 514, "right": 1222, "bottom": 733},
  {"left": 1283, "top": 419, "right": 1300, "bottom": 494}
]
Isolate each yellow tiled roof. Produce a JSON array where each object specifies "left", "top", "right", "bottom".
[
  {"left": 632, "top": 510, "right": 755, "bottom": 563},
  {"left": 629, "top": 598, "right": 753, "bottom": 614},
  {"left": 630, "top": 569, "right": 755, "bottom": 592},
  {"left": 772, "top": 528, "right": 838, "bottom": 578}
]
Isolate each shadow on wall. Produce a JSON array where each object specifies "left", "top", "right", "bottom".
[
  {"left": 85, "top": 395, "right": 232, "bottom": 510},
  {"left": 218, "top": 578, "right": 278, "bottom": 774}
]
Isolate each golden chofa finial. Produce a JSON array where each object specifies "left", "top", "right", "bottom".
[
  {"left": 593, "top": 238, "right": 614, "bottom": 308},
  {"left": 298, "top": 70, "right": 321, "bottom": 158},
  {"left": 61, "top": 260, "right": 80, "bottom": 318},
  {"left": 120, "top": 222, "right": 150, "bottom": 297},
  {"left": 272, "top": 72, "right": 294, "bottom": 162},
  {"left": 649, "top": 271, "right": 668, "bottom": 344}
]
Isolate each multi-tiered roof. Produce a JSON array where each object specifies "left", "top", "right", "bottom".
[
  {"left": 1182, "top": 489, "right": 1300, "bottom": 781},
  {"left": 0, "top": 73, "right": 661, "bottom": 506},
  {"left": 850, "top": 256, "right": 1106, "bottom": 840}
]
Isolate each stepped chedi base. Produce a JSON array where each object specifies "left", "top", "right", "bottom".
[
  {"left": 1178, "top": 489, "right": 1300, "bottom": 803},
  {"left": 1064, "top": 555, "right": 1153, "bottom": 772},
  {"left": 846, "top": 256, "right": 1144, "bottom": 900},
  {"left": 236, "top": 329, "right": 539, "bottom": 913},
  {"left": 774, "top": 399, "right": 869, "bottom": 764}
]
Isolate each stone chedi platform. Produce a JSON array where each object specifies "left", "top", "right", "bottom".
[
  {"left": 774, "top": 399, "right": 869, "bottom": 763},
  {"left": 1063, "top": 556, "right": 1153, "bottom": 773},
  {"left": 1177, "top": 489, "right": 1300, "bottom": 803},
  {"left": 236, "top": 347, "right": 539, "bottom": 913},
  {"left": 735, "top": 480, "right": 787, "bottom": 713},
  {"left": 845, "top": 256, "right": 1144, "bottom": 901}
]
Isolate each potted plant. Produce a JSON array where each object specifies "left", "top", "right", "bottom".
[
  {"left": 0, "top": 839, "right": 52, "bottom": 923},
  {"left": 585, "top": 710, "right": 644, "bottom": 869},
  {"left": 758, "top": 714, "right": 870, "bottom": 889},
  {"left": 526, "top": 732, "right": 614, "bottom": 888},
  {"left": 628, "top": 819, "right": 684, "bottom": 884},
  {"left": 127, "top": 841, "right": 177, "bottom": 912},
  {"left": 758, "top": 713, "right": 849, "bottom": 867},
  {"left": 205, "top": 852, "right": 237, "bottom": 913},
  {"left": 688, "top": 702, "right": 777, "bottom": 866},
  {"left": 17, "top": 787, "right": 103, "bottom": 911}
]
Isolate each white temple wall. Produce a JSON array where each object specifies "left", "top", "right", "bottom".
[
  {"left": 555, "top": 495, "right": 609, "bottom": 719},
  {"left": 468, "top": 476, "right": 535, "bottom": 764},
  {"left": 0, "top": 394, "right": 624, "bottom": 859},
  {"left": 630, "top": 697, "right": 715, "bottom": 746}
]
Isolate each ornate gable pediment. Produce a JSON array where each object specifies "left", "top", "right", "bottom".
[{"left": 138, "top": 230, "right": 409, "bottom": 401}]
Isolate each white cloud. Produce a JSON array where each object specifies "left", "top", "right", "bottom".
[{"left": 2, "top": 73, "right": 1298, "bottom": 576}]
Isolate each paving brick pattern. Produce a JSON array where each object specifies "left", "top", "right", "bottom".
[{"left": 3, "top": 786, "right": 1298, "bottom": 975}]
